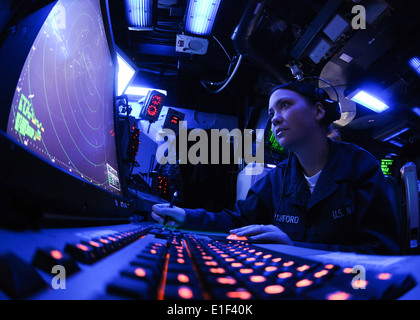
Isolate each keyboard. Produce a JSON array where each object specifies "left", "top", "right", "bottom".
[{"left": 0, "top": 224, "right": 416, "bottom": 300}]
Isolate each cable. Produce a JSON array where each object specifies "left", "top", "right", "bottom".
[
  {"left": 299, "top": 75, "right": 340, "bottom": 105},
  {"left": 212, "top": 35, "right": 232, "bottom": 61},
  {"left": 200, "top": 54, "right": 243, "bottom": 94}
]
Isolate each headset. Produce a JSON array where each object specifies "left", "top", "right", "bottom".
[{"left": 271, "top": 76, "right": 341, "bottom": 125}]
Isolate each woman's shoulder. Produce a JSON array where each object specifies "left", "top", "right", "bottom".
[{"left": 333, "top": 140, "right": 378, "bottom": 162}]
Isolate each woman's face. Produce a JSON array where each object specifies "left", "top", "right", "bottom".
[{"left": 268, "top": 88, "right": 324, "bottom": 151}]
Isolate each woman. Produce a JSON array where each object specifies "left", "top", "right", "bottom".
[{"left": 151, "top": 81, "right": 401, "bottom": 255}]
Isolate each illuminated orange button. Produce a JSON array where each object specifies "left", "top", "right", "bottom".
[
  {"left": 324, "top": 264, "right": 335, "bottom": 269},
  {"left": 89, "top": 241, "right": 100, "bottom": 248},
  {"left": 295, "top": 279, "right": 313, "bottom": 288},
  {"left": 231, "top": 262, "right": 243, "bottom": 268},
  {"left": 343, "top": 267, "right": 353, "bottom": 274},
  {"left": 217, "top": 276, "right": 237, "bottom": 285},
  {"left": 378, "top": 273, "right": 392, "bottom": 280},
  {"left": 283, "top": 261, "right": 294, "bottom": 267},
  {"left": 226, "top": 289, "right": 252, "bottom": 300},
  {"left": 134, "top": 267, "right": 146, "bottom": 278},
  {"left": 177, "top": 274, "right": 190, "bottom": 283},
  {"left": 76, "top": 243, "right": 89, "bottom": 251},
  {"left": 178, "top": 286, "right": 193, "bottom": 299},
  {"left": 314, "top": 269, "right": 329, "bottom": 278},
  {"left": 226, "top": 234, "right": 248, "bottom": 241},
  {"left": 239, "top": 268, "right": 254, "bottom": 274},
  {"left": 278, "top": 272, "right": 293, "bottom": 279},
  {"left": 177, "top": 258, "right": 185, "bottom": 264},
  {"left": 327, "top": 291, "right": 351, "bottom": 300},
  {"left": 250, "top": 275, "right": 266, "bottom": 283},
  {"left": 296, "top": 265, "right": 310, "bottom": 272},
  {"left": 265, "top": 266, "right": 278, "bottom": 272},
  {"left": 50, "top": 250, "right": 63, "bottom": 260},
  {"left": 272, "top": 257, "right": 282, "bottom": 263},
  {"left": 353, "top": 279, "right": 368, "bottom": 289},
  {"left": 210, "top": 268, "right": 226, "bottom": 274},
  {"left": 264, "top": 285, "right": 285, "bottom": 295}
]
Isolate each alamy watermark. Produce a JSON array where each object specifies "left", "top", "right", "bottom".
[
  {"left": 51, "top": 265, "right": 66, "bottom": 289},
  {"left": 351, "top": 5, "right": 367, "bottom": 30},
  {"left": 351, "top": 264, "right": 367, "bottom": 289},
  {"left": 156, "top": 121, "right": 265, "bottom": 175}
]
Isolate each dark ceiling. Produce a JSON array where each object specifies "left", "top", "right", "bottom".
[{"left": 108, "top": 0, "right": 420, "bottom": 158}]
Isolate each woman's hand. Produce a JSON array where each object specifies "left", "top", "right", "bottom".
[
  {"left": 151, "top": 203, "right": 186, "bottom": 228},
  {"left": 230, "top": 224, "right": 293, "bottom": 245}
]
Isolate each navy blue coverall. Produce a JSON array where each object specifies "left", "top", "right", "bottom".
[{"left": 181, "top": 140, "right": 401, "bottom": 255}]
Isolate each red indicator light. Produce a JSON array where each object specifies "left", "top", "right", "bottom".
[
  {"left": 50, "top": 250, "right": 63, "bottom": 260},
  {"left": 177, "top": 274, "right": 190, "bottom": 283},
  {"left": 296, "top": 279, "right": 313, "bottom": 288},
  {"left": 178, "top": 286, "right": 193, "bottom": 299},
  {"left": 327, "top": 291, "right": 351, "bottom": 300},
  {"left": 134, "top": 268, "right": 146, "bottom": 278},
  {"left": 278, "top": 272, "right": 293, "bottom": 279},
  {"left": 264, "top": 285, "right": 285, "bottom": 295},
  {"left": 226, "top": 289, "right": 251, "bottom": 300},
  {"left": 378, "top": 273, "right": 392, "bottom": 280},
  {"left": 217, "top": 276, "right": 236, "bottom": 285},
  {"left": 250, "top": 275, "right": 266, "bottom": 283}
]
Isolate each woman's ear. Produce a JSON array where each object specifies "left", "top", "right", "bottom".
[{"left": 314, "top": 102, "right": 327, "bottom": 122}]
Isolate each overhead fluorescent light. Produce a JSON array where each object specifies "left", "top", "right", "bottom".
[
  {"left": 125, "top": 86, "right": 167, "bottom": 97},
  {"left": 347, "top": 89, "right": 390, "bottom": 113},
  {"left": 388, "top": 139, "right": 405, "bottom": 148},
  {"left": 184, "top": 0, "right": 222, "bottom": 36},
  {"left": 409, "top": 57, "right": 420, "bottom": 76},
  {"left": 117, "top": 53, "right": 136, "bottom": 96},
  {"left": 125, "top": 0, "right": 156, "bottom": 31},
  {"left": 412, "top": 106, "right": 420, "bottom": 117}
]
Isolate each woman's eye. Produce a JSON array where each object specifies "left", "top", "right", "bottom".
[{"left": 280, "top": 101, "right": 289, "bottom": 109}]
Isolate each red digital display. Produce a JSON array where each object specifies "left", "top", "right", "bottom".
[
  {"left": 148, "top": 105, "right": 158, "bottom": 116},
  {"left": 170, "top": 116, "right": 179, "bottom": 124},
  {"left": 140, "top": 90, "right": 165, "bottom": 122}
]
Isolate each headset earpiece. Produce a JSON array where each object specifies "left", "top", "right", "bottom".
[
  {"left": 313, "top": 86, "right": 341, "bottom": 124},
  {"left": 314, "top": 87, "right": 325, "bottom": 101}
]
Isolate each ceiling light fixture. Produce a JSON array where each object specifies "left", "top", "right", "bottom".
[
  {"left": 125, "top": 0, "right": 156, "bottom": 31},
  {"left": 184, "top": 0, "right": 222, "bottom": 36}
]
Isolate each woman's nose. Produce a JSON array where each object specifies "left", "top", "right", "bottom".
[{"left": 271, "top": 112, "right": 282, "bottom": 126}]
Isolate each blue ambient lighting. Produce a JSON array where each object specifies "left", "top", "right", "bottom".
[
  {"left": 125, "top": 0, "right": 155, "bottom": 30},
  {"left": 185, "top": 0, "right": 222, "bottom": 36},
  {"left": 349, "top": 90, "right": 390, "bottom": 113}
]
